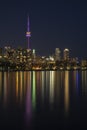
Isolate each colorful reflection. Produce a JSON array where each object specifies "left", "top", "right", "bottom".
[
  {"left": 1, "top": 70, "right": 87, "bottom": 122},
  {"left": 64, "top": 71, "right": 69, "bottom": 114}
]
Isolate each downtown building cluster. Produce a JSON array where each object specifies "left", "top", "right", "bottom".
[{"left": 0, "top": 46, "right": 86, "bottom": 71}]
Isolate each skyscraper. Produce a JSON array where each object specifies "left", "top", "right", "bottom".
[
  {"left": 55, "top": 48, "right": 61, "bottom": 61},
  {"left": 63, "top": 48, "right": 69, "bottom": 60},
  {"left": 26, "top": 16, "right": 31, "bottom": 49}
]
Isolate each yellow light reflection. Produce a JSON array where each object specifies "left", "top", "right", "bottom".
[
  {"left": 55, "top": 71, "right": 61, "bottom": 101},
  {"left": 64, "top": 71, "right": 69, "bottom": 114},
  {"left": 3, "top": 72, "right": 8, "bottom": 106},
  {"left": 0, "top": 72, "right": 2, "bottom": 98},
  {"left": 46, "top": 71, "right": 50, "bottom": 95},
  {"left": 24, "top": 72, "right": 27, "bottom": 96},
  {"left": 19, "top": 71, "right": 23, "bottom": 103},
  {"left": 36, "top": 71, "right": 41, "bottom": 95},
  {"left": 82, "top": 71, "right": 87, "bottom": 96},
  {"left": 49, "top": 71, "right": 55, "bottom": 104},
  {"left": 41, "top": 71, "right": 45, "bottom": 102},
  {"left": 25, "top": 72, "right": 32, "bottom": 124},
  {"left": 16, "top": 72, "right": 19, "bottom": 101}
]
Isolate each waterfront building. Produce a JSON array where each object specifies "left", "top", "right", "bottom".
[
  {"left": 63, "top": 48, "right": 69, "bottom": 60},
  {"left": 55, "top": 48, "right": 61, "bottom": 61},
  {"left": 0, "top": 48, "right": 3, "bottom": 58},
  {"left": 32, "top": 49, "right": 36, "bottom": 59},
  {"left": 81, "top": 60, "right": 87, "bottom": 67}
]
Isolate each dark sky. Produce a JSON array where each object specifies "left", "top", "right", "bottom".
[{"left": 0, "top": 0, "right": 87, "bottom": 59}]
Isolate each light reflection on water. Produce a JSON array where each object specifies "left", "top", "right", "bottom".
[
  {"left": 32, "top": 71, "right": 36, "bottom": 110},
  {"left": 49, "top": 71, "right": 55, "bottom": 105},
  {"left": 0, "top": 71, "right": 82, "bottom": 107},
  {"left": 82, "top": 71, "right": 87, "bottom": 96},
  {"left": 0, "top": 71, "right": 87, "bottom": 128},
  {"left": 3, "top": 72, "right": 8, "bottom": 106},
  {"left": 64, "top": 71, "right": 69, "bottom": 114},
  {"left": 25, "top": 72, "right": 32, "bottom": 125},
  {"left": 0, "top": 72, "right": 2, "bottom": 99}
]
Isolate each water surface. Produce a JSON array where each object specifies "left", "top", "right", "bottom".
[{"left": 0, "top": 70, "right": 87, "bottom": 129}]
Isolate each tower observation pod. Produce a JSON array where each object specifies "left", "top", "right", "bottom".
[{"left": 26, "top": 16, "right": 31, "bottom": 49}]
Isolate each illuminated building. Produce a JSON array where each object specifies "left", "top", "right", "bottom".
[
  {"left": 81, "top": 60, "right": 87, "bottom": 67},
  {"left": 0, "top": 48, "right": 2, "bottom": 58},
  {"left": 26, "top": 16, "right": 31, "bottom": 49},
  {"left": 55, "top": 48, "right": 61, "bottom": 61},
  {"left": 63, "top": 48, "right": 69, "bottom": 60},
  {"left": 32, "top": 49, "right": 36, "bottom": 59}
]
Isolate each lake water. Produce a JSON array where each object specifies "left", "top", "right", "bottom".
[{"left": 0, "top": 70, "right": 87, "bottom": 129}]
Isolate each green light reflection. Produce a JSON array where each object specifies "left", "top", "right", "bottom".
[{"left": 32, "top": 71, "right": 36, "bottom": 109}]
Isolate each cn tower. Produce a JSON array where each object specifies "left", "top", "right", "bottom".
[{"left": 26, "top": 16, "right": 31, "bottom": 49}]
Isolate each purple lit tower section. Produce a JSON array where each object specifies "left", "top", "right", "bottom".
[{"left": 26, "top": 16, "right": 31, "bottom": 49}]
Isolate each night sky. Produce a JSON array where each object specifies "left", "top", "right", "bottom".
[{"left": 0, "top": 0, "right": 87, "bottom": 59}]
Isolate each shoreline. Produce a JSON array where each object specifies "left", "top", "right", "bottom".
[{"left": 0, "top": 68, "right": 87, "bottom": 72}]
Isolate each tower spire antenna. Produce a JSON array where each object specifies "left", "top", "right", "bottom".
[{"left": 26, "top": 15, "right": 31, "bottom": 49}]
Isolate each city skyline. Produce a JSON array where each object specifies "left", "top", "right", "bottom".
[{"left": 0, "top": 0, "right": 87, "bottom": 59}]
